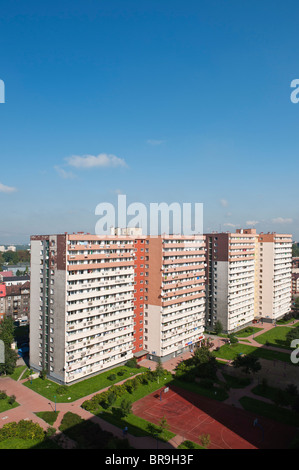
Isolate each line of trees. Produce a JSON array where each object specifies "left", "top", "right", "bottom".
[
  {"left": 0, "top": 317, "right": 18, "bottom": 376},
  {"left": 0, "top": 250, "right": 30, "bottom": 271}
]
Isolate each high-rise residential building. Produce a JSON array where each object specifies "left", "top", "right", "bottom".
[
  {"left": 30, "top": 233, "right": 137, "bottom": 384},
  {"left": 205, "top": 229, "right": 292, "bottom": 332},
  {"left": 205, "top": 229, "right": 256, "bottom": 333},
  {"left": 30, "top": 231, "right": 206, "bottom": 382},
  {"left": 256, "top": 232, "right": 292, "bottom": 321},
  {"left": 144, "top": 234, "right": 206, "bottom": 362}
]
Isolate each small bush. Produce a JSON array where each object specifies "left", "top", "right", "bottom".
[
  {"left": 45, "top": 427, "right": 56, "bottom": 438},
  {"left": 286, "top": 383, "right": 298, "bottom": 397},
  {"left": 56, "top": 385, "right": 68, "bottom": 395},
  {"left": 108, "top": 374, "right": 116, "bottom": 381},
  {"left": 125, "top": 358, "right": 138, "bottom": 368},
  {"left": 181, "top": 440, "right": 197, "bottom": 449},
  {"left": 0, "top": 390, "right": 7, "bottom": 400},
  {"left": 200, "top": 379, "right": 214, "bottom": 389},
  {"left": 8, "top": 395, "right": 16, "bottom": 405},
  {"left": 39, "top": 369, "right": 47, "bottom": 380}
]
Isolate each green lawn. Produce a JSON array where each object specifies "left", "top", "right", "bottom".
[
  {"left": 0, "top": 397, "right": 19, "bottom": 413},
  {"left": 0, "top": 437, "right": 61, "bottom": 449},
  {"left": 8, "top": 365, "right": 29, "bottom": 381},
  {"left": 254, "top": 326, "right": 292, "bottom": 350},
  {"left": 235, "top": 327, "right": 263, "bottom": 338},
  {"left": 239, "top": 396, "right": 299, "bottom": 428},
  {"left": 251, "top": 384, "right": 298, "bottom": 407},
  {"left": 35, "top": 411, "right": 59, "bottom": 426},
  {"left": 178, "top": 440, "right": 205, "bottom": 449},
  {"left": 171, "top": 378, "right": 229, "bottom": 401},
  {"left": 83, "top": 373, "right": 175, "bottom": 442},
  {"left": 213, "top": 342, "right": 293, "bottom": 364},
  {"left": 99, "top": 408, "right": 175, "bottom": 442},
  {"left": 23, "top": 365, "right": 147, "bottom": 402},
  {"left": 221, "top": 373, "right": 251, "bottom": 389}
]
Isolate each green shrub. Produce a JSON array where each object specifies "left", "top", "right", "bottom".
[
  {"left": 0, "top": 420, "right": 45, "bottom": 441},
  {"left": 200, "top": 379, "right": 214, "bottom": 389},
  {"left": 8, "top": 395, "right": 16, "bottom": 405},
  {"left": 108, "top": 374, "right": 116, "bottom": 381},
  {"left": 181, "top": 440, "right": 197, "bottom": 449},
  {"left": 125, "top": 358, "right": 138, "bottom": 368},
  {"left": 45, "top": 427, "right": 56, "bottom": 438},
  {"left": 0, "top": 390, "right": 7, "bottom": 400},
  {"left": 56, "top": 385, "right": 68, "bottom": 395}
]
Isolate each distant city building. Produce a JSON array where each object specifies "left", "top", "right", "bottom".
[
  {"left": 0, "top": 270, "right": 14, "bottom": 279},
  {"left": 2, "top": 264, "right": 30, "bottom": 275},
  {"left": 1, "top": 275, "right": 30, "bottom": 286},
  {"left": 0, "top": 245, "right": 17, "bottom": 252},
  {"left": 0, "top": 281, "right": 30, "bottom": 322}
]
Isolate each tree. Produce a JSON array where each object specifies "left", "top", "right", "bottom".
[
  {"left": 232, "top": 355, "right": 261, "bottom": 375},
  {"left": 119, "top": 399, "right": 132, "bottom": 418},
  {"left": 286, "top": 383, "right": 298, "bottom": 397},
  {"left": 228, "top": 334, "right": 238, "bottom": 344},
  {"left": 199, "top": 433, "right": 211, "bottom": 448},
  {"left": 155, "top": 358, "right": 164, "bottom": 379},
  {"left": 0, "top": 317, "right": 14, "bottom": 347},
  {"left": 287, "top": 326, "right": 299, "bottom": 347},
  {"left": 0, "top": 318, "right": 17, "bottom": 376},
  {"left": 158, "top": 415, "right": 169, "bottom": 434},
  {"left": 273, "top": 390, "right": 288, "bottom": 408},
  {"left": 214, "top": 320, "right": 223, "bottom": 335},
  {"left": 193, "top": 345, "right": 218, "bottom": 379},
  {"left": 0, "top": 347, "right": 18, "bottom": 375}
]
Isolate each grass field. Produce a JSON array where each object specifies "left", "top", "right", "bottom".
[
  {"left": 0, "top": 398, "right": 19, "bottom": 413},
  {"left": 239, "top": 396, "right": 299, "bottom": 428},
  {"left": 0, "top": 437, "right": 61, "bottom": 449},
  {"left": 235, "top": 327, "right": 263, "bottom": 338},
  {"left": 83, "top": 374, "right": 176, "bottom": 442},
  {"left": 24, "top": 365, "right": 147, "bottom": 402},
  {"left": 212, "top": 342, "right": 293, "bottom": 363},
  {"left": 35, "top": 411, "right": 59, "bottom": 426},
  {"left": 254, "top": 326, "right": 292, "bottom": 350}
]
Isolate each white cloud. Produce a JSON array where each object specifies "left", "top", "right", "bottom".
[
  {"left": 246, "top": 220, "right": 259, "bottom": 226},
  {"left": 66, "top": 153, "right": 127, "bottom": 169},
  {"left": 223, "top": 222, "right": 237, "bottom": 228},
  {"left": 272, "top": 217, "right": 293, "bottom": 224},
  {"left": 146, "top": 139, "right": 165, "bottom": 146},
  {"left": 0, "top": 183, "right": 17, "bottom": 193},
  {"left": 220, "top": 199, "right": 228, "bottom": 207},
  {"left": 54, "top": 166, "right": 76, "bottom": 179}
]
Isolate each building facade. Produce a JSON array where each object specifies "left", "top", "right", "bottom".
[
  {"left": 205, "top": 229, "right": 256, "bottom": 333},
  {"left": 257, "top": 233, "right": 292, "bottom": 321},
  {"left": 144, "top": 234, "right": 206, "bottom": 362},
  {"left": 205, "top": 229, "right": 292, "bottom": 332},
  {"left": 30, "top": 233, "right": 137, "bottom": 384},
  {"left": 0, "top": 281, "right": 30, "bottom": 323}
]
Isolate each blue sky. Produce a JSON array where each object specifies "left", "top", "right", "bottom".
[{"left": 0, "top": 0, "right": 299, "bottom": 243}]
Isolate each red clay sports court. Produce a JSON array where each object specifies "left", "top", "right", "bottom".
[{"left": 132, "top": 385, "right": 297, "bottom": 449}]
